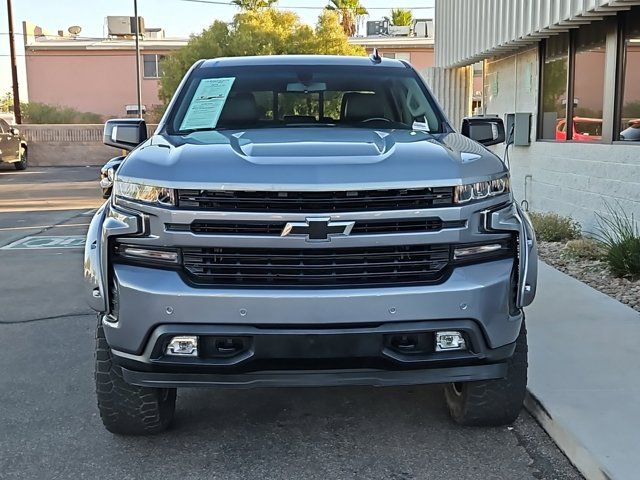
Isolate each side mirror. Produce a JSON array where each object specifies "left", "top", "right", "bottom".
[
  {"left": 461, "top": 116, "right": 505, "bottom": 146},
  {"left": 10, "top": 127, "right": 19, "bottom": 136},
  {"left": 103, "top": 119, "right": 148, "bottom": 151}
]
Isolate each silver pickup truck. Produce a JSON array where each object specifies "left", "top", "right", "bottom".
[{"left": 85, "top": 55, "right": 537, "bottom": 435}]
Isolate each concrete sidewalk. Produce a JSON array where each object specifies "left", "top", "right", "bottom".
[{"left": 525, "top": 262, "right": 640, "bottom": 480}]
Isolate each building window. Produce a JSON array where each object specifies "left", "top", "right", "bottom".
[
  {"left": 619, "top": 8, "right": 640, "bottom": 141},
  {"left": 143, "top": 54, "right": 165, "bottom": 78},
  {"left": 540, "top": 33, "right": 569, "bottom": 140},
  {"left": 539, "top": 22, "right": 609, "bottom": 142},
  {"left": 573, "top": 22, "right": 608, "bottom": 142},
  {"left": 381, "top": 52, "right": 411, "bottom": 62}
]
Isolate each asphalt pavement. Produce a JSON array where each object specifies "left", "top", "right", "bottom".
[{"left": 0, "top": 166, "right": 582, "bottom": 480}]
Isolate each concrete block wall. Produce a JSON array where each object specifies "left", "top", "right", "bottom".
[
  {"left": 483, "top": 48, "right": 640, "bottom": 231},
  {"left": 18, "top": 124, "right": 157, "bottom": 167},
  {"left": 502, "top": 142, "right": 640, "bottom": 231}
]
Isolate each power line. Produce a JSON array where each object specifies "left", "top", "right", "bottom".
[
  {"left": 0, "top": 53, "right": 169, "bottom": 57},
  {"left": 176, "top": 0, "right": 434, "bottom": 9}
]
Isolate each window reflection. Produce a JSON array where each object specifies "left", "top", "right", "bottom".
[
  {"left": 540, "top": 34, "right": 569, "bottom": 140},
  {"left": 620, "top": 9, "right": 640, "bottom": 141},
  {"left": 573, "top": 22, "right": 607, "bottom": 142}
]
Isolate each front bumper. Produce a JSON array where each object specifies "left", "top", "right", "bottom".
[
  {"left": 84, "top": 198, "right": 537, "bottom": 388},
  {"left": 120, "top": 364, "right": 508, "bottom": 389},
  {"left": 106, "top": 258, "right": 520, "bottom": 355},
  {"left": 112, "top": 319, "right": 515, "bottom": 388}
]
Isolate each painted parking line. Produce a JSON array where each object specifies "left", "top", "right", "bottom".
[
  {"left": 1, "top": 235, "right": 85, "bottom": 250},
  {"left": 0, "top": 223, "right": 91, "bottom": 232}
]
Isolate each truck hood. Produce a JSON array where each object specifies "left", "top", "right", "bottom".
[{"left": 117, "top": 127, "right": 508, "bottom": 190}]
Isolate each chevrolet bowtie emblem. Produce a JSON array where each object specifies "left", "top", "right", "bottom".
[{"left": 281, "top": 217, "right": 355, "bottom": 242}]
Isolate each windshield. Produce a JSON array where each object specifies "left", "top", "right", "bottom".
[{"left": 166, "top": 64, "right": 444, "bottom": 135}]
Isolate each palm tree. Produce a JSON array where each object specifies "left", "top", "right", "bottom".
[
  {"left": 391, "top": 8, "right": 412, "bottom": 27},
  {"left": 232, "top": 0, "right": 277, "bottom": 10},
  {"left": 326, "top": 0, "right": 368, "bottom": 37}
]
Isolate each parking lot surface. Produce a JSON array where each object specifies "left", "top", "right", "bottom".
[{"left": 0, "top": 167, "right": 582, "bottom": 480}]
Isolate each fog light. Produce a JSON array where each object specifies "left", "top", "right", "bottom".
[
  {"left": 435, "top": 331, "right": 467, "bottom": 352},
  {"left": 166, "top": 336, "right": 198, "bottom": 356}
]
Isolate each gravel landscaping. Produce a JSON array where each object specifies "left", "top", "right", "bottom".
[{"left": 538, "top": 241, "right": 640, "bottom": 313}]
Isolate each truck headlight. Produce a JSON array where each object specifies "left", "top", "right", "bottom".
[
  {"left": 113, "top": 180, "right": 175, "bottom": 206},
  {"left": 454, "top": 175, "right": 510, "bottom": 204}
]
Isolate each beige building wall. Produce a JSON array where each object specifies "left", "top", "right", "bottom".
[{"left": 25, "top": 50, "right": 169, "bottom": 118}]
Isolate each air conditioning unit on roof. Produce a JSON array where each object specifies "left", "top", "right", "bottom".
[{"left": 107, "top": 16, "right": 145, "bottom": 37}]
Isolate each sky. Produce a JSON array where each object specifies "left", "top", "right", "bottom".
[{"left": 0, "top": 0, "right": 435, "bottom": 100}]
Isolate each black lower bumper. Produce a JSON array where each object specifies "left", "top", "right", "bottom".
[
  {"left": 121, "top": 363, "right": 507, "bottom": 389},
  {"left": 111, "top": 319, "right": 516, "bottom": 389}
]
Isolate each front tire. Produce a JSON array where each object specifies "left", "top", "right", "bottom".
[
  {"left": 444, "top": 321, "right": 528, "bottom": 426},
  {"left": 95, "top": 317, "right": 176, "bottom": 435},
  {"left": 14, "top": 148, "right": 27, "bottom": 170}
]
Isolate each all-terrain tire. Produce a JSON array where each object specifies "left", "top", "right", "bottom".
[
  {"left": 14, "top": 147, "right": 27, "bottom": 170},
  {"left": 444, "top": 321, "right": 528, "bottom": 426},
  {"left": 95, "top": 317, "right": 176, "bottom": 435}
]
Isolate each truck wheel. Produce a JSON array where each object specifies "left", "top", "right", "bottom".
[
  {"left": 444, "top": 321, "right": 528, "bottom": 426},
  {"left": 14, "top": 148, "right": 27, "bottom": 170},
  {"left": 95, "top": 318, "right": 176, "bottom": 435}
]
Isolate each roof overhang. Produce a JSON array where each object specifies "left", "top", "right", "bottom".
[{"left": 435, "top": 0, "right": 640, "bottom": 68}]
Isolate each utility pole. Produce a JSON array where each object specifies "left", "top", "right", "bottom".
[
  {"left": 133, "top": 0, "right": 143, "bottom": 118},
  {"left": 6, "top": 0, "right": 22, "bottom": 124}
]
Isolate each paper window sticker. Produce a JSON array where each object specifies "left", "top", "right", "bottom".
[{"left": 180, "top": 77, "right": 236, "bottom": 131}]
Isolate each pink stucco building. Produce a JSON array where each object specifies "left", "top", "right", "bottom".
[
  {"left": 22, "top": 21, "right": 188, "bottom": 119},
  {"left": 348, "top": 36, "right": 435, "bottom": 76}
]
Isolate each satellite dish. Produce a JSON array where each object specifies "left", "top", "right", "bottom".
[{"left": 68, "top": 25, "right": 82, "bottom": 35}]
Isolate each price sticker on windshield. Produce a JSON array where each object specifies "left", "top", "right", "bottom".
[{"left": 180, "top": 77, "right": 236, "bottom": 131}]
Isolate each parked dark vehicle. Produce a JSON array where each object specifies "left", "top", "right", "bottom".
[
  {"left": 87, "top": 55, "right": 537, "bottom": 435},
  {"left": 99, "top": 156, "right": 125, "bottom": 198},
  {"left": 0, "top": 119, "right": 28, "bottom": 170}
]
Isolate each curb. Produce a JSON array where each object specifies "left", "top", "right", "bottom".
[{"left": 524, "top": 391, "right": 612, "bottom": 480}]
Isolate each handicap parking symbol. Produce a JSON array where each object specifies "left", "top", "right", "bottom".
[{"left": 1, "top": 235, "right": 86, "bottom": 250}]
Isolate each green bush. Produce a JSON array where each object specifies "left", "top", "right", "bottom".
[
  {"left": 563, "top": 238, "right": 604, "bottom": 261},
  {"left": 593, "top": 204, "right": 640, "bottom": 279},
  {"left": 21, "top": 102, "right": 102, "bottom": 124},
  {"left": 529, "top": 212, "right": 581, "bottom": 242}
]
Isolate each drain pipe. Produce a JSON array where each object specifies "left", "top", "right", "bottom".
[{"left": 522, "top": 174, "right": 532, "bottom": 211}]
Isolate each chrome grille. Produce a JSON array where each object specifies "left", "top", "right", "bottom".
[{"left": 167, "top": 218, "right": 467, "bottom": 236}]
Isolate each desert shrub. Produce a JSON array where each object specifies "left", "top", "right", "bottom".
[
  {"left": 21, "top": 102, "right": 102, "bottom": 124},
  {"left": 593, "top": 204, "right": 640, "bottom": 279},
  {"left": 563, "top": 238, "right": 604, "bottom": 260},
  {"left": 529, "top": 212, "right": 581, "bottom": 242}
]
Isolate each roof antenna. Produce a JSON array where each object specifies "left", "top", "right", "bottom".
[{"left": 369, "top": 48, "right": 382, "bottom": 64}]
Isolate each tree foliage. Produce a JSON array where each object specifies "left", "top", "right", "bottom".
[
  {"left": 325, "top": 0, "right": 368, "bottom": 37},
  {"left": 391, "top": 8, "right": 413, "bottom": 26},
  {"left": 0, "top": 90, "right": 13, "bottom": 112},
  {"left": 231, "top": 0, "right": 277, "bottom": 10},
  {"left": 159, "top": 9, "right": 365, "bottom": 104}
]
